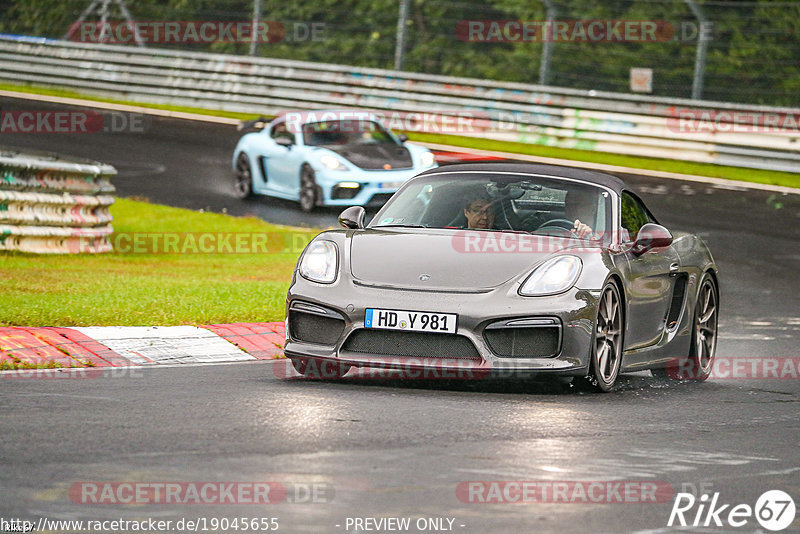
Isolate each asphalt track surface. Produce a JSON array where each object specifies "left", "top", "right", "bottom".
[{"left": 1, "top": 96, "right": 800, "bottom": 533}]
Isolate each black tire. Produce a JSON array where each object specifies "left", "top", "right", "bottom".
[
  {"left": 652, "top": 273, "right": 718, "bottom": 381},
  {"left": 580, "top": 280, "right": 624, "bottom": 392},
  {"left": 233, "top": 153, "right": 253, "bottom": 199},
  {"left": 299, "top": 165, "right": 319, "bottom": 213},
  {"left": 291, "top": 357, "right": 350, "bottom": 379}
]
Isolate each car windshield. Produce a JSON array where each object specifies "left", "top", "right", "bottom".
[
  {"left": 302, "top": 120, "right": 396, "bottom": 146},
  {"left": 371, "top": 173, "right": 613, "bottom": 238}
]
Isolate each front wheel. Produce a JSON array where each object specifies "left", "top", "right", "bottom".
[
  {"left": 299, "top": 165, "right": 319, "bottom": 213},
  {"left": 580, "top": 281, "right": 624, "bottom": 392}
]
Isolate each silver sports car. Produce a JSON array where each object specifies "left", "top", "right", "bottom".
[{"left": 284, "top": 163, "right": 719, "bottom": 391}]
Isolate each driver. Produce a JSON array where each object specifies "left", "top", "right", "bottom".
[
  {"left": 463, "top": 195, "right": 495, "bottom": 230},
  {"left": 565, "top": 187, "right": 597, "bottom": 239}
]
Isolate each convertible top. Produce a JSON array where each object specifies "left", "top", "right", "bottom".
[{"left": 416, "top": 162, "right": 628, "bottom": 194}]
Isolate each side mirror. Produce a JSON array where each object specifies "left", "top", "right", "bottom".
[
  {"left": 339, "top": 206, "right": 366, "bottom": 229},
  {"left": 631, "top": 223, "right": 673, "bottom": 256},
  {"left": 275, "top": 137, "right": 293, "bottom": 148},
  {"left": 396, "top": 132, "right": 409, "bottom": 143}
]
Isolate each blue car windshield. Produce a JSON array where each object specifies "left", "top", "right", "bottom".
[
  {"left": 372, "top": 173, "right": 613, "bottom": 239},
  {"left": 302, "top": 120, "right": 396, "bottom": 146}
]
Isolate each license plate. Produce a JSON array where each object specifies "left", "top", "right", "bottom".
[
  {"left": 365, "top": 308, "right": 457, "bottom": 334},
  {"left": 378, "top": 181, "right": 405, "bottom": 190}
]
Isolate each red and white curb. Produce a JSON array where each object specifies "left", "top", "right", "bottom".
[{"left": 0, "top": 322, "right": 285, "bottom": 369}]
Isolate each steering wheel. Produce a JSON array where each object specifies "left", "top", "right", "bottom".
[{"left": 536, "top": 218, "right": 578, "bottom": 235}]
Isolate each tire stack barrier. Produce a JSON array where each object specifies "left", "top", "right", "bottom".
[{"left": 0, "top": 150, "right": 115, "bottom": 253}]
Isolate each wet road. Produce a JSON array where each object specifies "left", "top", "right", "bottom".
[{"left": 1, "top": 96, "right": 799, "bottom": 533}]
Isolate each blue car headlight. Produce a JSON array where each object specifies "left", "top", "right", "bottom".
[
  {"left": 420, "top": 151, "right": 435, "bottom": 167},
  {"left": 519, "top": 255, "right": 582, "bottom": 296},
  {"left": 319, "top": 154, "right": 348, "bottom": 171},
  {"left": 299, "top": 241, "right": 338, "bottom": 283}
]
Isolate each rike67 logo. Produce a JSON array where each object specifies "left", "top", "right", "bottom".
[{"left": 669, "top": 490, "right": 796, "bottom": 531}]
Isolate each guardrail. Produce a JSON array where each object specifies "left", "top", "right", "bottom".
[
  {"left": 0, "top": 149, "right": 115, "bottom": 253},
  {"left": 0, "top": 34, "right": 798, "bottom": 173}
]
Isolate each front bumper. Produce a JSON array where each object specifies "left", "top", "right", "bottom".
[
  {"left": 312, "top": 166, "right": 433, "bottom": 207},
  {"left": 285, "top": 276, "right": 600, "bottom": 376}
]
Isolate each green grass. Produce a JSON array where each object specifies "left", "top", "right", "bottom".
[
  {"left": 0, "top": 357, "right": 94, "bottom": 370},
  {"left": 0, "top": 198, "right": 319, "bottom": 326},
  {"left": 3, "top": 82, "right": 798, "bottom": 189},
  {"left": 0, "top": 358, "right": 63, "bottom": 370}
]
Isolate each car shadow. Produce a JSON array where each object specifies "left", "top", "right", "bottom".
[{"left": 276, "top": 368, "right": 715, "bottom": 396}]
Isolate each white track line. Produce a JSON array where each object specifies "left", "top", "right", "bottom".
[
  {"left": 71, "top": 326, "right": 255, "bottom": 365},
  {"left": 2, "top": 88, "right": 797, "bottom": 195}
]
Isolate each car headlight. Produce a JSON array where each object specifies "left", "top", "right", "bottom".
[
  {"left": 320, "top": 154, "right": 348, "bottom": 171},
  {"left": 519, "top": 255, "right": 582, "bottom": 296},
  {"left": 420, "top": 151, "right": 435, "bottom": 167},
  {"left": 299, "top": 241, "right": 338, "bottom": 283}
]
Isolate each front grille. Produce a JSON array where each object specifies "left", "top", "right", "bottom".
[
  {"left": 342, "top": 329, "right": 482, "bottom": 361},
  {"left": 484, "top": 326, "right": 560, "bottom": 358},
  {"left": 288, "top": 309, "right": 345, "bottom": 345}
]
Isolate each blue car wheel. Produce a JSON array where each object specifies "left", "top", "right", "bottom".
[
  {"left": 233, "top": 153, "right": 253, "bottom": 199},
  {"left": 300, "top": 164, "right": 320, "bottom": 212}
]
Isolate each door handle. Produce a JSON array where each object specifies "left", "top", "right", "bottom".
[{"left": 669, "top": 262, "right": 680, "bottom": 272}]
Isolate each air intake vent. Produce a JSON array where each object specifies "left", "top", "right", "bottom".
[
  {"left": 483, "top": 318, "right": 561, "bottom": 358},
  {"left": 665, "top": 274, "right": 688, "bottom": 330},
  {"left": 288, "top": 303, "right": 345, "bottom": 345},
  {"left": 342, "top": 330, "right": 481, "bottom": 361}
]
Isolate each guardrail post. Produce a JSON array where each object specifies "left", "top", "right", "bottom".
[
  {"left": 539, "top": 0, "right": 557, "bottom": 86},
  {"left": 249, "top": 0, "right": 263, "bottom": 56},
  {"left": 394, "top": 0, "right": 411, "bottom": 71},
  {"left": 685, "top": 0, "right": 710, "bottom": 100}
]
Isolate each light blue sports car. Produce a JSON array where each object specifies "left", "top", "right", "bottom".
[{"left": 232, "top": 110, "right": 437, "bottom": 212}]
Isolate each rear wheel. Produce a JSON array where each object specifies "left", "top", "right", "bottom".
[
  {"left": 580, "top": 281, "right": 624, "bottom": 392},
  {"left": 291, "top": 357, "right": 350, "bottom": 379},
  {"left": 299, "top": 165, "right": 319, "bottom": 212},
  {"left": 233, "top": 153, "right": 253, "bottom": 199},
  {"left": 652, "top": 273, "right": 718, "bottom": 381}
]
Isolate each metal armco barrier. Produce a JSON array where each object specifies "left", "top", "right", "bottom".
[
  {"left": 0, "top": 34, "right": 798, "bottom": 173},
  {"left": 0, "top": 149, "right": 115, "bottom": 253}
]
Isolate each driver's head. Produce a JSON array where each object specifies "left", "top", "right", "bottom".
[
  {"left": 464, "top": 194, "right": 495, "bottom": 229},
  {"left": 564, "top": 187, "right": 597, "bottom": 224}
]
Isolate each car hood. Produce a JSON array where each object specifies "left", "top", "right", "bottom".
[
  {"left": 322, "top": 143, "right": 413, "bottom": 170},
  {"left": 349, "top": 229, "right": 578, "bottom": 291}
]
